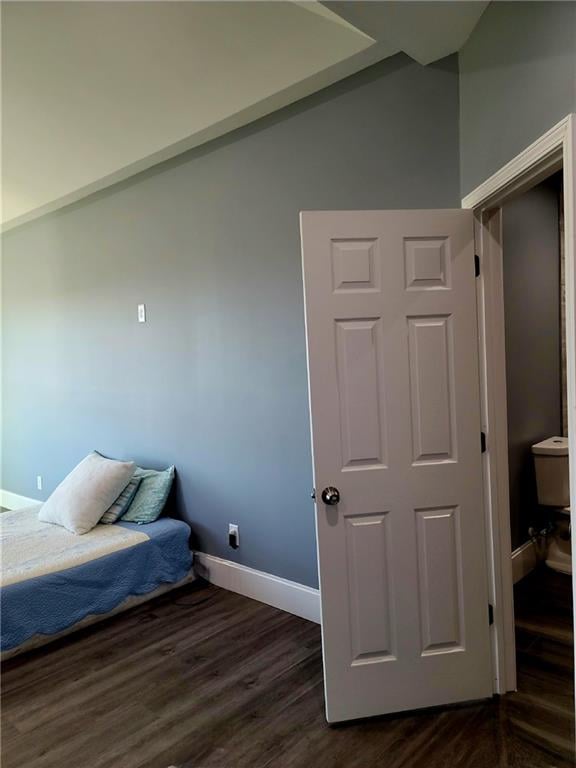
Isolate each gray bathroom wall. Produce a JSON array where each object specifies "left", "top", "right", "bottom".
[
  {"left": 502, "top": 176, "right": 562, "bottom": 551},
  {"left": 459, "top": 1, "right": 576, "bottom": 196},
  {"left": 1, "top": 53, "right": 461, "bottom": 588}
]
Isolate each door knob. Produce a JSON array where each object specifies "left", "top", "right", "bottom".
[{"left": 321, "top": 486, "right": 340, "bottom": 506}]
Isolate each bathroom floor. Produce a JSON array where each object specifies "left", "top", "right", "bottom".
[{"left": 513, "top": 564, "right": 574, "bottom": 762}]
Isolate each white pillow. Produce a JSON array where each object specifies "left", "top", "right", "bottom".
[{"left": 38, "top": 452, "right": 136, "bottom": 535}]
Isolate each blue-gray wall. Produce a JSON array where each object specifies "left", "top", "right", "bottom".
[
  {"left": 459, "top": 1, "right": 576, "bottom": 195},
  {"left": 1, "top": 54, "right": 461, "bottom": 588}
]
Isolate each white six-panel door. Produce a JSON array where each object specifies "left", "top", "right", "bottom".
[{"left": 301, "top": 210, "right": 493, "bottom": 722}]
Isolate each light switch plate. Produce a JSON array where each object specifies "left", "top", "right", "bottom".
[{"left": 137, "top": 304, "right": 146, "bottom": 323}]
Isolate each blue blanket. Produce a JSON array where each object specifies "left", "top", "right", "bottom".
[{"left": 1, "top": 518, "right": 193, "bottom": 651}]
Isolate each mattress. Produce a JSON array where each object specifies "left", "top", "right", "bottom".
[{"left": 0, "top": 506, "right": 193, "bottom": 651}]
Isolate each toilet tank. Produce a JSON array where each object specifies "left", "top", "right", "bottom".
[{"left": 532, "top": 436, "right": 570, "bottom": 507}]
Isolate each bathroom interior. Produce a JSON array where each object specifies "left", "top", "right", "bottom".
[{"left": 502, "top": 169, "right": 574, "bottom": 739}]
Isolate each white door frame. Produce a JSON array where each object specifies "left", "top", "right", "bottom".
[{"left": 461, "top": 113, "right": 576, "bottom": 695}]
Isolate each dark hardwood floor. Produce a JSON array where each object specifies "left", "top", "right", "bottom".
[
  {"left": 511, "top": 566, "right": 574, "bottom": 763},
  {"left": 2, "top": 568, "right": 574, "bottom": 768}
]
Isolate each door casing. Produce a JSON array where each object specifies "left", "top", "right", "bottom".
[{"left": 462, "top": 113, "right": 576, "bottom": 697}]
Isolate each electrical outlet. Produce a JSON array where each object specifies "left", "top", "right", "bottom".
[
  {"left": 228, "top": 523, "right": 239, "bottom": 549},
  {"left": 137, "top": 304, "right": 146, "bottom": 323},
  {"left": 36, "top": 475, "right": 43, "bottom": 491}
]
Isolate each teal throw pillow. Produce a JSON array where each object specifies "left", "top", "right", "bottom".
[{"left": 120, "top": 465, "right": 175, "bottom": 524}]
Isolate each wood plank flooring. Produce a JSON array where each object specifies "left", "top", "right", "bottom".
[
  {"left": 2, "top": 568, "right": 574, "bottom": 768},
  {"left": 511, "top": 566, "right": 574, "bottom": 765}
]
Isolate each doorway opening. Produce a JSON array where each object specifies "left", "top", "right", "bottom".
[
  {"left": 465, "top": 115, "right": 575, "bottom": 718},
  {"left": 501, "top": 172, "right": 574, "bottom": 751}
]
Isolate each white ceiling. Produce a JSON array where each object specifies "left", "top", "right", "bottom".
[{"left": 1, "top": 1, "right": 488, "bottom": 230}]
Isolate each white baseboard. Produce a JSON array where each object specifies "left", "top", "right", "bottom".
[
  {"left": 194, "top": 552, "right": 320, "bottom": 624},
  {"left": 511, "top": 539, "right": 543, "bottom": 584},
  {"left": 1, "top": 490, "right": 41, "bottom": 510}
]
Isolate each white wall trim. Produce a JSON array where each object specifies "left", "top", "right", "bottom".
[
  {"left": 194, "top": 552, "right": 320, "bottom": 624},
  {"left": 473, "top": 207, "right": 517, "bottom": 695},
  {"left": 461, "top": 115, "right": 570, "bottom": 211},
  {"left": 464, "top": 112, "right": 576, "bottom": 698},
  {"left": 0, "top": 490, "right": 41, "bottom": 510},
  {"left": 511, "top": 540, "right": 542, "bottom": 585}
]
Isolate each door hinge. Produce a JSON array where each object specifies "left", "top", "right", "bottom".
[
  {"left": 311, "top": 488, "right": 316, "bottom": 501},
  {"left": 474, "top": 254, "right": 480, "bottom": 277},
  {"left": 488, "top": 604, "right": 494, "bottom": 626},
  {"left": 481, "top": 431, "right": 487, "bottom": 453}
]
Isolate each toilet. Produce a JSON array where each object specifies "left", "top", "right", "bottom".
[{"left": 532, "top": 436, "right": 572, "bottom": 575}]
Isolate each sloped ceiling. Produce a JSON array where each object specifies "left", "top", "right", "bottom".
[
  {"left": 325, "top": 2, "right": 489, "bottom": 65},
  {"left": 1, "top": 1, "right": 386, "bottom": 227},
  {"left": 1, "top": 1, "right": 488, "bottom": 230}
]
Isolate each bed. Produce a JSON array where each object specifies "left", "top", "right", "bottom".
[{"left": 1, "top": 505, "right": 195, "bottom": 658}]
